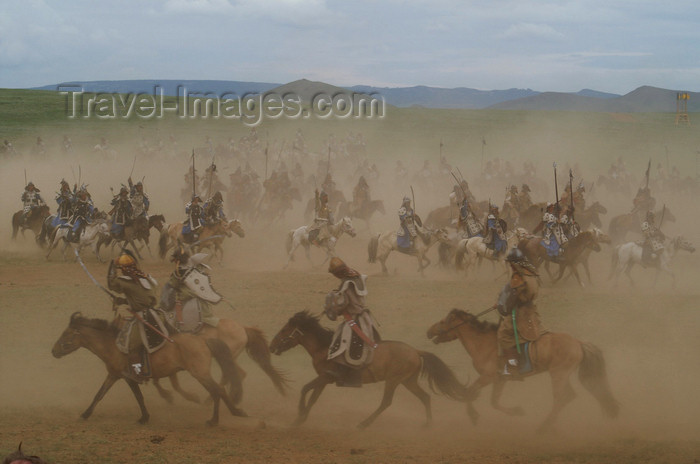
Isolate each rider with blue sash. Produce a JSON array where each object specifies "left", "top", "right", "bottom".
[
  {"left": 128, "top": 177, "right": 150, "bottom": 219},
  {"left": 53, "top": 179, "right": 74, "bottom": 228},
  {"left": 110, "top": 186, "right": 133, "bottom": 239},
  {"left": 68, "top": 189, "right": 94, "bottom": 242},
  {"left": 397, "top": 196, "right": 418, "bottom": 250},
  {"left": 182, "top": 195, "right": 204, "bottom": 242},
  {"left": 202, "top": 191, "right": 227, "bottom": 226},
  {"left": 458, "top": 197, "right": 483, "bottom": 238},
  {"left": 483, "top": 205, "right": 507, "bottom": 257},
  {"left": 540, "top": 211, "right": 566, "bottom": 260}
]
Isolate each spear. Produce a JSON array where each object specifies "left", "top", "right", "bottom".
[
  {"left": 326, "top": 143, "right": 331, "bottom": 178},
  {"left": 208, "top": 157, "right": 215, "bottom": 199},
  {"left": 480, "top": 136, "right": 486, "bottom": 175},
  {"left": 439, "top": 138, "right": 443, "bottom": 161},
  {"left": 644, "top": 158, "right": 651, "bottom": 190},
  {"left": 569, "top": 169, "right": 574, "bottom": 219},
  {"left": 78, "top": 165, "right": 82, "bottom": 187},
  {"left": 553, "top": 162, "right": 560, "bottom": 216},
  {"left": 191, "top": 149, "right": 196, "bottom": 197},
  {"left": 264, "top": 143, "right": 269, "bottom": 181},
  {"left": 129, "top": 153, "right": 137, "bottom": 178},
  {"left": 24, "top": 168, "right": 27, "bottom": 186}
]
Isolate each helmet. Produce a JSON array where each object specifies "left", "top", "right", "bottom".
[
  {"left": 505, "top": 248, "right": 525, "bottom": 263},
  {"left": 171, "top": 245, "right": 190, "bottom": 264},
  {"left": 328, "top": 257, "right": 345, "bottom": 273},
  {"left": 135, "top": 181, "right": 143, "bottom": 188},
  {"left": 402, "top": 196, "right": 411, "bottom": 204},
  {"left": 119, "top": 186, "right": 128, "bottom": 195},
  {"left": 320, "top": 190, "right": 329, "bottom": 201},
  {"left": 26, "top": 182, "right": 35, "bottom": 189},
  {"left": 191, "top": 194, "right": 201, "bottom": 202},
  {"left": 116, "top": 252, "right": 136, "bottom": 268},
  {"left": 521, "top": 184, "right": 530, "bottom": 192},
  {"left": 213, "top": 191, "right": 223, "bottom": 201}
]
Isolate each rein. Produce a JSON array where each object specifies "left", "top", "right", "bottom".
[{"left": 439, "top": 306, "right": 496, "bottom": 335}]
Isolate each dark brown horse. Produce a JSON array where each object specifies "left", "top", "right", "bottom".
[
  {"left": 575, "top": 201, "right": 607, "bottom": 230},
  {"left": 608, "top": 207, "right": 674, "bottom": 244},
  {"left": 337, "top": 199, "right": 385, "bottom": 230},
  {"left": 51, "top": 312, "right": 247, "bottom": 425},
  {"left": 269, "top": 311, "right": 468, "bottom": 428},
  {"left": 427, "top": 309, "right": 619, "bottom": 433},
  {"left": 518, "top": 230, "right": 601, "bottom": 286},
  {"left": 11, "top": 205, "right": 50, "bottom": 242}
]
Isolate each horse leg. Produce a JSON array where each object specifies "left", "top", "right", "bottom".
[
  {"left": 128, "top": 239, "right": 143, "bottom": 260},
  {"left": 80, "top": 374, "right": 121, "bottom": 421},
  {"left": 168, "top": 373, "right": 201, "bottom": 403},
  {"left": 464, "top": 375, "right": 493, "bottom": 425},
  {"left": 537, "top": 369, "right": 577, "bottom": 434},
  {"left": 402, "top": 372, "right": 432, "bottom": 428},
  {"left": 152, "top": 378, "right": 175, "bottom": 404},
  {"left": 379, "top": 254, "right": 389, "bottom": 275},
  {"left": 293, "top": 376, "right": 330, "bottom": 426},
  {"left": 490, "top": 379, "right": 525, "bottom": 416},
  {"left": 357, "top": 379, "right": 401, "bottom": 429},
  {"left": 624, "top": 263, "right": 635, "bottom": 287}
]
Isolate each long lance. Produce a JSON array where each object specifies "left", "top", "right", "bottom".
[
  {"left": 264, "top": 143, "right": 269, "bottom": 180},
  {"left": 129, "top": 153, "right": 137, "bottom": 178},
  {"left": 439, "top": 138, "right": 443, "bottom": 161},
  {"left": 451, "top": 171, "right": 472, "bottom": 218},
  {"left": 24, "top": 169, "right": 27, "bottom": 186},
  {"left": 74, "top": 249, "right": 174, "bottom": 342},
  {"left": 645, "top": 158, "right": 651, "bottom": 190},
  {"left": 569, "top": 169, "right": 575, "bottom": 219},
  {"left": 326, "top": 144, "right": 331, "bottom": 178},
  {"left": 553, "top": 162, "right": 560, "bottom": 215},
  {"left": 78, "top": 165, "right": 81, "bottom": 187},
  {"left": 658, "top": 204, "right": 666, "bottom": 230},
  {"left": 191, "top": 149, "right": 196, "bottom": 197},
  {"left": 208, "top": 157, "right": 215, "bottom": 199},
  {"left": 410, "top": 185, "right": 416, "bottom": 215}
]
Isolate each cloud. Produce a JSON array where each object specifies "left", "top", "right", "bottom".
[
  {"left": 500, "top": 22, "right": 565, "bottom": 41},
  {"left": 163, "top": 0, "right": 235, "bottom": 14}
]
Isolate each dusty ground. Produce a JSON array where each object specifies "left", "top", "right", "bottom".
[{"left": 2, "top": 215, "right": 700, "bottom": 464}]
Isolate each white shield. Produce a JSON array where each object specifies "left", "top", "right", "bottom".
[{"left": 183, "top": 268, "right": 222, "bottom": 304}]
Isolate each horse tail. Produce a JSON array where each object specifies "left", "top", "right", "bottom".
[
  {"left": 158, "top": 229, "right": 169, "bottom": 260},
  {"left": 37, "top": 217, "right": 49, "bottom": 248},
  {"left": 455, "top": 240, "right": 467, "bottom": 270},
  {"left": 368, "top": 234, "right": 379, "bottom": 263},
  {"left": 11, "top": 212, "right": 20, "bottom": 240},
  {"left": 244, "top": 327, "right": 290, "bottom": 396},
  {"left": 608, "top": 245, "right": 620, "bottom": 279},
  {"left": 285, "top": 230, "right": 293, "bottom": 255},
  {"left": 206, "top": 338, "right": 244, "bottom": 405},
  {"left": 418, "top": 351, "right": 470, "bottom": 401},
  {"left": 578, "top": 342, "right": 619, "bottom": 419}
]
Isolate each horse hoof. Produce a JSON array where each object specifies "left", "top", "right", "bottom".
[
  {"left": 205, "top": 419, "right": 219, "bottom": 427},
  {"left": 232, "top": 408, "right": 248, "bottom": 417},
  {"left": 138, "top": 415, "right": 150, "bottom": 425}
]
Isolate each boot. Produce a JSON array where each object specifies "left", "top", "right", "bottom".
[
  {"left": 122, "top": 350, "right": 149, "bottom": 383},
  {"left": 499, "top": 347, "right": 520, "bottom": 377},
  {"left": 328, "top": 363, "right": 363, "bottom": 388}
]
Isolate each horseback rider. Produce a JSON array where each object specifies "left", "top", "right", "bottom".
[
  {"left": 182, "top": 194, "right": 205, "bottom": 243},
  {"left": 518, "top": 184, "right": 533, "bottom": 211},
  {"left": 457, "top": 197, "right": 483, "bottom": 238},
  {"left": 67, "top": 188, "right": 94, "bottom": 242},
  {"left": 128, "top": 177, "right": 150, "bottom": 219},
  {"left": 559, "top": 205, "right": 580, "bottom": 240},
  {"left": 495, "top": 248, "right": 547, "bottom": 376},
  {"left": 501, "top": 185, "right": 520, "bottom": 227},
  {"left": 351, "top": 175, "right": 371, "bottom": 216},
  {"left": 631, "top": 186, "right": 655, "bottom": 215},
  {"left": 21, "top": 181, "right": 46, "bottom": 225},
  {"left": 641, "top": 210, "right": 665, "bottom": 265},
  {"left": 324, "top": 257, "right": 378, "bottom": 387},
  {"left": 203, "top": 191, "right": 227, "bottom": 225},
  {"left": 108, "top": 251, "right": 160, "bottom": 383},
  {"left": 109, "top": 186, "right": 133, "bottom": 240},
  {"left": 483, "top": 205, "right": 507, "bottom": 257},
  {"left": 541, "top": 208, "right": 567, "bottom": 261},
  {"left": 53, "top": 179, "right": 74, "bottom": 228},
  {"left": 160, "top": 246, "right": 221, "bottom": 332},
  {"left": 397, "top": 196, "right": 420, "bottom": 250},
  {"left": 308, "top": 189, "right": 334, "bottom": 246},
  {"left": 573, "top": 182, "right": 586, "bottom": 211}
]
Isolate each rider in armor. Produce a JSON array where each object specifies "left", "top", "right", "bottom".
[
  {"left": 128, "top": 177, "right": 150, "bottom": 219},
  {"left": 108, "top": 251, "right": 159, "bottom": 383},
  {"left": 631, "top": 186, "right": 655, "bottom": 215},
  {"left": 67, "top": 189, "right": 94, "bottom": 242},
  {"left": 203, "top": 191, "right": 227, "bottom": 225},
  {"left": 483, "top": 205, "right": 507, "bottom": 257},
  {"left": 541, "top": 208, "right": 567, "bottom": 260},
  {"left": 457, "top": 197, "right": 483, "bottom": 238},
  {"left": 110, "top": 186, "right": 133, "bottom": 240},
  {"left": 495, "top": 248, "right": 547, "bottom": 376},
  {"left": 324, "top": 257, "right": 378, "bottom": 387},
  {"left": 501, "top": 185, "right": 520, "bottom": 227},
  {"left": 559, "top": 205, "right": 580, "bottom": 240},
  {"left": 54, "top": 179, "right": 74, "bottom": 228},
  {"left": 518, "top": 184, "right": 533, "bottom": 211},
  {"left": 397, "top": 196, "right": 419, "bottom": 250},
  {"left": 182, "top": 195, "right": 205, "bottom": 242},
  {"left": 309, "top": 189, "right": 334, "bottom": 246},
  {"left": 21, "top": 182, "right": 46, "bottom": 225},
  {"left": 641, "top": 210, "right": 665, "bottom": 265},
  {"left": 351, "top": 176, "right": 371, "bottom": 216}
]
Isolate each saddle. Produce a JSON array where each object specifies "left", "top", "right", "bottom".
[{"left": 116, "top": 308, "right": 170, "bottom": 355}]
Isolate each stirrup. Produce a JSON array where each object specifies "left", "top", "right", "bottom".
[{"left": 501, "top": 359, "right": 519, "bottom": 376}]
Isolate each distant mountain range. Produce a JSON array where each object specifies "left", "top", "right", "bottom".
[{"left": 31, "top": 79, "right": 699, "bottom": 112}]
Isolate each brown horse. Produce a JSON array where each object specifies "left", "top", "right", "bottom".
[
  {"left": 11, "top": 205, "right": 50, "bottom": 242},
  {"left": 575, "top": 201, "right": 607, "bottom": 230},
  {"left": 159, "top": 219, "right": 244, "bottom": 261},
  {"left": 153, "top": 319, "right": 289, "bottom": 404},
  {"left": 269, "top": 311, "right": 469, "bottom": 428},
  {"left": 427, "top": 309, "right": 619, "bottom": 433},
  {"left": 51, "top": 312, "right": 247, "bottom": 425},
  {"left": 518, "top": 230, "right": 600, "bottom": 286},
  {"left": 608, "top": 207, "right": 674, "bottom": 244}
]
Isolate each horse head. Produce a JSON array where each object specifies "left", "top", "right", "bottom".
[
  {"left": 226, "top": 219, "right": 245, "bottom": 238},
  {"left": 52, "top": 312, "right": 85, "bottom": 358},
  {"left": 149, "top": 214, "right": 166, "bottom": 232},
  {"left": 339, "top": 217, "right": 356, "bottom": 238},
  {"left": 270, "top": 311, "right": 322, "bottom": 355},
  {"left": 591, "top": 201, "right": 608, "bottom": 215},
  {"left": 672, "top": 236, "right": 695, "bottom": 253},
  {"left": 426, "top": 309, "right": 464, "bottom": 344},
  {"left": 591, "top": 227, "right": 611, "bottom": 244}
]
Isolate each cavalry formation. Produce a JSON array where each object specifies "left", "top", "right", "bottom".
[{"left": 9, "top": 128, "right": 697, "bottom": 434}]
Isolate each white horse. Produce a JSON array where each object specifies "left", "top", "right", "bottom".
[
  {"left": 454, "top": 228, "right": 527, "bottom": 277},
  {"left": 46, "top": 220, "right": 111, "bottom": 262},
  {"left": 367, "top": 227, "right": 450, "bottom": 276},
  {"left": 609, "top": 235, "right": 695, "bottom": 288},
  {"left": 284, "top": 217, "right": 356, "bottom": 268}
]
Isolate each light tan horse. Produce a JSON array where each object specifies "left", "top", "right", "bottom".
[
  {"left": 159, "top": 219, "right": 244, "bottom": 262},
  {"left": 454, "top": 228, "right": 527, "bottom": 277},
  {"left": 368, "top": 227, "right": 450, "bottom": 276},
  {"left": 427, "top": 308, "right": 619, "bottom": 433}
]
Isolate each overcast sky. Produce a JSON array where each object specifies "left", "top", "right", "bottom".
[{"left": 2, "top": 0, "right": 700, "bottom": 94}]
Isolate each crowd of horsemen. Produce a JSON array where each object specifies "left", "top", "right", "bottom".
[{"left": 14, "top": 132, "right": 675, "bottom": 394}]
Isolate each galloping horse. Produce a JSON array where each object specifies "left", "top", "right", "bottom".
[
  {"left": 337, "top": 200, "right": 385, "bottom": 230},
  {"left": 269, "top": 311, "right": 469, "bottom": 428},
  {"left": 98, "top": 214, "right": 167, "bottom": 259},
  {"left": 608, "top": 207, "right": 674, "bottom": 244},
  {"left": 427, "top": 309, "right": 619, "bottom": 433},
  {"left": 45, "top": 220, "right": 110, "bottom": 262},
  {"left": 154, "top": 319, "right": 289, "bottom": 405},
  {"left": 51, "top": 312, "right": 247, "bottom": 426},
  {"left": 11, "top": 205, "right": 50, "bottom": 243},
  {"left": 368, "top": 227, "right": 450, "bottom": 276},
  {"left": 575, "top": 201, "right": 607, "bottom": 230},
  {"left": 609, "top": 235, "right": 695, "bottom": 288},
  {"left": 159, "top": 219, "right": 244, "bottom": 262},
  {"left": 284, "top": 217, "right": 356, "bottom": 268},
  {"left": 454, "top": 228, "right": 527, "bottom": 277}
]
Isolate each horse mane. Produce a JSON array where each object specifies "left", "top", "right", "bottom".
[
  {"left": 450, "top": 308, "right": 498, "bottom": 333},
  {"left": 290, "top": 311, "right": 334, "bottom": 346},
  {"left": 69, "top": 312, "right": 120, "bottom": 336}
]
